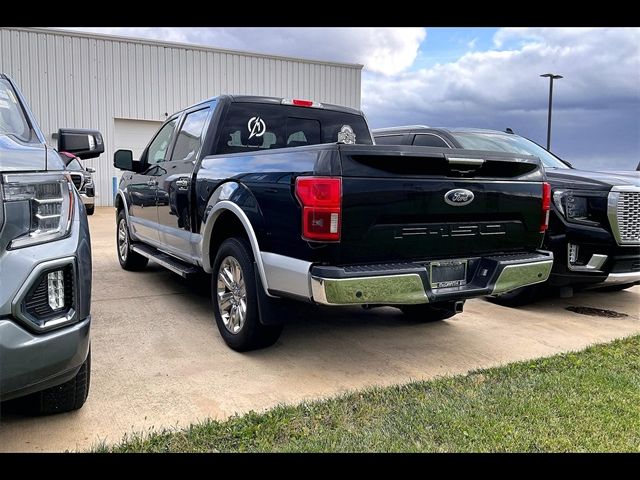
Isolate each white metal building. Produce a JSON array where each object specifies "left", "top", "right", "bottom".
[{"left": 0, "top": 27, "right": 363, "bottom": 206}]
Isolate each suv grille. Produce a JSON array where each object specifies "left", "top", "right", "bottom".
[
  {"left": 609, "top": 189, "right": 640, "bottom": 245},
  {"left": 70, "top": 172, "right": 83, "bottom": 190}
]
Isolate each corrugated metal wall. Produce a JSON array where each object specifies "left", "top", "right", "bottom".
[{"left": 0, "top": 27, "right": 362, "bottom": 206}]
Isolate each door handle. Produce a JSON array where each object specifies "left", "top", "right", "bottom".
[{"left": 176, "top": 178, "right": 190, "bottom": 189}]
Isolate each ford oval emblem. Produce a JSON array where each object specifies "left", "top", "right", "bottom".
[{"left": 444, "top": 189, "right": 475, "bottom": 206}]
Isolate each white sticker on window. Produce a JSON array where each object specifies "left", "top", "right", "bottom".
[
  {"left": 247, "top": 116, "right": 266, "bottom": 139},
  {"left": 0, "top": 89, "right": 9, "bottom": 100},
  {"left": 0, "top": 99, "right": 9, "bottom": 109},
  {"left": 337, "top": 125, "right": 356, "bottom": 144}
]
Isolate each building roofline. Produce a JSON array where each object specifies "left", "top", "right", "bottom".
[{"left": 9, "top": 27, "right": 364, "bottom": 70}]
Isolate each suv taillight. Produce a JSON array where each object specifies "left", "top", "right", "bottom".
[
  {"left": 540, "top": 182, "right": 551, "bottom": 232},
  {"left": 295, "top": 177, "right": 342, "bottom": 242}
]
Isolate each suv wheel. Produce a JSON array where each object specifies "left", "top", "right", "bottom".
[
  {"left": 212, "top": 237, "right": 282, "bottom": 351},
  {"left": 116, "top": 210, "right": 148, "bottom": 270},
  {"left": 86, "top": 205, "right": 95, "bottom": 215},
  {"left": 23, "top": 350, "right": 91, "bottom": 415}
]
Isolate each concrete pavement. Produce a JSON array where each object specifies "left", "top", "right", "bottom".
[{"left": 1, "top": 207, "right": 638, "bottom": 452}]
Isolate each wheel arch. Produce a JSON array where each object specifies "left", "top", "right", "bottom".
[{"left": 200, "top": 186, "right": 271, "bottom": 296}]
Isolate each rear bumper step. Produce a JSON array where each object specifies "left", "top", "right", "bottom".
[{"left": 309, "top": 250, "right": 553, "bottom": 305}]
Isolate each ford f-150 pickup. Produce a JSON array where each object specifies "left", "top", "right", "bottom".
[{"left": 114, "top": 96, "right": 553, "bottom": 351}]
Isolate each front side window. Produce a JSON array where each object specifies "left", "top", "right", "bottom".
[
  {"left": 171, "top": 108, "right": 210, "bottom": 163},
  {"left": 0, "top": 78, "right": 32, "bottom": 141},
  {"left": 146, "top": 118, "right": 177, "bottom": 165}
]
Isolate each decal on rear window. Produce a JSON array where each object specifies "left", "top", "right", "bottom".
[
  {"left": 338, "top": 125, "right": 356, "bottom": 144},
  {"left": 248, "top": 116, "right": 266, "bottom": 139}
]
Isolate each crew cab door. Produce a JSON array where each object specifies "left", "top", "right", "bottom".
[
  {"left": 156, "top": 104, "right": 213, "bottom": 260},
  {"left": 128, "top": 117, "right": 178, "bottom": 245}
]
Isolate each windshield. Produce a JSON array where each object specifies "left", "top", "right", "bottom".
[
  {"left": 0, "top": 78, "right": 31, "bottom": 140},
  {"left": 451, "top": 132, "right": 569, "bottom": 169}
]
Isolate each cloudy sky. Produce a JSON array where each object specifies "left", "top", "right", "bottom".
[{"left": 67, "top": 27, "right": 640, "bottom": 171}]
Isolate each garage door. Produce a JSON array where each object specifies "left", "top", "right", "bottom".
[{"left": 114, "top": 118, "right": 164, "bottom": 159}]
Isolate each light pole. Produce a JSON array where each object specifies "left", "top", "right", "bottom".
[{"left": 540, "top": 73, "right": 563, "bottom": 151}]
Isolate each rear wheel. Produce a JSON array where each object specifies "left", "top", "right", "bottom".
[
  {"left": 212, "top": 237, "right": 282, "bottom": 351},
  {"left": 23, "top": 350, "right": 91, "bottom": 415},
  {"left": 399, "top": 302, "right": 460, "bottom": 322},
  {"left": 86, "top": 205, "right": 95, "bottom": 215},
  {"left": 116, "top": 210, "right": 148, "bottom": 271},
  {"left": 487, "top": 284, "right": 540, "bottom": 307}
]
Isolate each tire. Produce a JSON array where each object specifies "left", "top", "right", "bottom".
[
  {"left": 24, "top": 350, "right": 91, "bottom": 415},
  {"left": 487, "top": 284, "right": 540, "bottom": 307},
  {"left": 212, "top": 237, "right": 283, "bottom": 351},
  {"left": 86, "top": 205, "right": 95, "bottom": 215},
  {"left": 400, "top": 302, "right": 459, "bottom": 322},
  {"left": 116, "top": 209, "right": 148, "bottom": 271}
]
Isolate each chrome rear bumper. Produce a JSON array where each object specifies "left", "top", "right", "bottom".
[{"left": 309, "top": 251, "right": 553, "bottom": 306}]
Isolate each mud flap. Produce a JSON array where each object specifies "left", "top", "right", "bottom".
[{"left": 254, "top": 262, "right": 287, "bottom": 325}]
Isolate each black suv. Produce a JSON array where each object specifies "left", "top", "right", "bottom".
[{"left": 373, "top": 126, "right": 640, "bottom": 305}]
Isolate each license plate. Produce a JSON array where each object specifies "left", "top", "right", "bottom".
[{"left": 430, "top": 260, "right": 467, "bottom": 288}]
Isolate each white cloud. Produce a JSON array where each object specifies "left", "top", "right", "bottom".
[
  {"left": 363, "top": 27, "right": 640, "bottom": 170},
  {"left": 61, "top": 27, "right": 425, "bottom": 75}
]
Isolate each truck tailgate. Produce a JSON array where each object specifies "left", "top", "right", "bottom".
[{"left": 337, "top": 145, "right": 545, "bottom": 264}]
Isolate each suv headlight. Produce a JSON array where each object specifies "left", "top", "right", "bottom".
[
  {"left": 2, "top": 172, "right": 75, "bottom": 249},
  {"left": 552, "top": 189, "right": 607, "bottom": 226}
]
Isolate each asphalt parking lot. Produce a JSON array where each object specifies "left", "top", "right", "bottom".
[{"left": 0, "top": 207, "right": 638, "bottom": 452}]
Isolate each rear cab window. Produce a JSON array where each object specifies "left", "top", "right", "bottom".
[{"left": 215, "top": 102, "right": 372, "bottom": 155}]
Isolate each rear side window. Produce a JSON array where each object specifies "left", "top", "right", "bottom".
[
  {"left": 171, "top": 108, "right": 209, "bottom": 162},
  {"left": 413, "top": 134, "right": 450, "bottom": 148},
  {"left": 216, "top": 102, "right": 372, "bottom": 155},
  {"left": 374, "top": 135, "right": 404, "bottom": 145}
]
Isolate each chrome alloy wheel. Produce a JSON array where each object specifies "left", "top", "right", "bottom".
[
  {"left": 118, "top": 218, "right": 129, "bottom": 261},
  {"left": 217, "top": 256, "right": 247, "bottom": 334}
]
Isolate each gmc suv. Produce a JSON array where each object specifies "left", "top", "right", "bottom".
[{"left": 0, "top": 74, "right": 103, "bottom": 414}]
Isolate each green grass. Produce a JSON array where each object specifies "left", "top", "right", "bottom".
[{"left": 96, "top": 336, "right": 640, "bottom": 452}]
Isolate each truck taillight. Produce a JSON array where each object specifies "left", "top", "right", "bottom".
[
  {"left": 295, "top": 177, "right": 341, "bottom": 242},
  {"left": 540, "top": 182, "right": 551, "bottom": 233}
]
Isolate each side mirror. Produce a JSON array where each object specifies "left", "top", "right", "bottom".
[
  {"left": 114, "top": 149, "right": 141, "bottom": 172},
  {"left": 57, "top": 128, "right": 105, "bottom": 160},
  {"left": 85, "top": 167, "right": 96, "bottom": 173}
]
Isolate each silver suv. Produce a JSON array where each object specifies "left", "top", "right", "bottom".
[{"left": 0, "top": 74, "right": 103, "bottom": 414}]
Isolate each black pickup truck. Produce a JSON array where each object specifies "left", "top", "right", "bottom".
[
  {"left": 114, "top": 96, "right": 553, "bottom": 351},
  {"left": 374, "top": 126, "right": 640, "bottom": 305}
]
